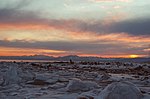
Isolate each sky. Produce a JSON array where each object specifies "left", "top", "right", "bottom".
[{"left": 0, "top": 0, "right": 150, "bottom": 58}]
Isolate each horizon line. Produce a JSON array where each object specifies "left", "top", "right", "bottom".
[{"left": 0, "top": 54, "right": 149, "bottom": 59}]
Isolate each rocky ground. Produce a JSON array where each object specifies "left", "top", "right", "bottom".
[{"left": 0, "top": 61, "right": 150, "bottom": 99}]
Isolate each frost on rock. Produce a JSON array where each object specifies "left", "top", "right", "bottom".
[
  {"left": 66, "top": 78, "right": 99, "bottom": 92},
  {"left": 96, "top": 81, "right": 143, "bottom": 99}
]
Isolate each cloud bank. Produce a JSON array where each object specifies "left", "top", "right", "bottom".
[{"left": 0, "top": 0, "right": 149, "bottom": 57}]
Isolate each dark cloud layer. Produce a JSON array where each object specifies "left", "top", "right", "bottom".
[
  {"left": 0, "top": 40, "right": 147, "bottom": 55},
  {"left": 0, "top": 0, "right": 47, "bottom": 24},
  {"left": 0, "top": 8, "right": 46, "bottom": 24},
  {"left": 110, "top": 19, "right": 150, "bottom": 35},
  {"left": 0, "top": 2, "right": 150, "bottom": 36}
]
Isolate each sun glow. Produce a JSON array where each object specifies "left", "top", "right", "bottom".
[{"left": 129, "top": 54, "right": 139, "bottom": 58}]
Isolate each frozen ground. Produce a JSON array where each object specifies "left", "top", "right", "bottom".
[{"left": 0, "top": 61, "right": 150, "bottom": 99}]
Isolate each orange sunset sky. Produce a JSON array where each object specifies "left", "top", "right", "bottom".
[{"left": 0, "top": 0, "right": 150, "bottom": 58}]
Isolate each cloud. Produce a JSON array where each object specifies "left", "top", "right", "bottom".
[
  {"left": 0, "top": 0, "right": 47, "bottom": 25},
  {"left": 1, "top": 5, "right": 150, "bottom": 36},
  {"left": 0, "top": 8, "right": 46, "bottom": 25},
  {"left": 0, "top": 0, "right": 150, "bottom": 37},
  {"left": 109, "top": 18, "right": 150, "bottom": 35},
  {"left": 56, "top": 18, "right": 150, "bottom": 36},
  {"left": 0, "top": 39, "right": 148, "bottom": 57},
  {"left": 89, "top": 0, "right": 131, "bottom": 3},
  {"left": 0, "top": 0, "right": 149, "bottom": 57}
]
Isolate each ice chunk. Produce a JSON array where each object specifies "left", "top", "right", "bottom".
[
  {"left": 96, "top": 81, "right": 143, "bottom": 99},
  {"left": 66, "top": 78, "right": 99, "bottom": 92}
]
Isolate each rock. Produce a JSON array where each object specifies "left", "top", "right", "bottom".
[
  {"left": 96, "top": 81, "right": 143, "bottom": 99},
  {"left": 66, "top": 78, "right": 99, "bottom": 92}
]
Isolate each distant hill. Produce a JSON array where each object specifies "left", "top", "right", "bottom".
[
  {"left": 55, "top": 55, "right": 103, "bottom": 61},
  {"left": 0, "top": 55, "right": 149, "bottom": 63},
  {"left": 0, "top": 55, "right": 54, "bottom": 60}
]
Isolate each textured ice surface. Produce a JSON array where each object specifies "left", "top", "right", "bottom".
[{"left": 0, "top": 62, "right": 150, "bottom": 99}]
